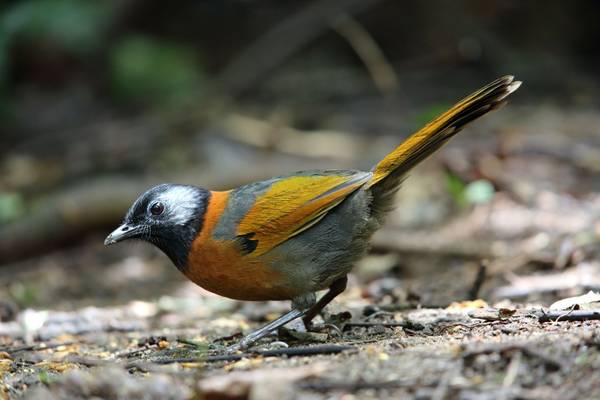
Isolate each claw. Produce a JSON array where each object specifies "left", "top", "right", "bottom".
[{"left": 322, "top": 323, "right": 344, "bottom": 338}]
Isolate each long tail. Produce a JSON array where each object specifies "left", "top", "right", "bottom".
[{"left": 368, "top": 75, "right": 521, "bottom": 215}]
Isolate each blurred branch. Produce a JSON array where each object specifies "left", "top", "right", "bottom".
[
  {"left": 467, "top": 261, "right": 488, "bottom": 300},
  {"left": 217, "top": 0, "right": 383, "bottom": 97},
  {"left": 220, "top": 114, "right": 367, "bottom": 160},
  {"left": 332, "top": 14, "right": 399, "bottom": 94},
  {"left": 493, "top": 262, "right": 600, "bottom": 299},
  {"left": 371, "top": 229, "right": 502, "bottom": 259}
]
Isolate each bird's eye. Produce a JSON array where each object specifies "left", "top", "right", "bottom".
[{"left": 149, "top": 202, "right": 165, "bottom": 216}]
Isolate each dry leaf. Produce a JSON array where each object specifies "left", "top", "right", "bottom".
[
  {"left": 549, "top": 291, "right": 600, "bottom": 310},
  {"left": 498, "top": 308, "right": 517, "bottom": 318}
]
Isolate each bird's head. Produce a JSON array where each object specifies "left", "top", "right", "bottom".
[{"left": 104, "top": 183, "right": 209, "bottom": 268}]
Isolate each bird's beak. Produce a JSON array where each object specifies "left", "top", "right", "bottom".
[{"left": 104, "top": 224, "right": 143, "bottom": 246}]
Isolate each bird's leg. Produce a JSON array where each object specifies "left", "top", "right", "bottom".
[
  {"left": 230, "top": 293, "right": 315, "bottom": 351},
  {"left": 231, "top": 308, "right": 306, "bottom": 351},
  {"left": 229, "top": 279, "right": 347, "bottom": 350},
  {"left": 302, "top": 276, "right": 348, "bottom": 329}
]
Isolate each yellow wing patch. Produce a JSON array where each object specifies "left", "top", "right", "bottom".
[{"left": 237, "top": 172, "right": 371, "bottom": 256}]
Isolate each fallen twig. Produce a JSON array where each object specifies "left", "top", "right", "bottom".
[
  {"left": 149, "top": 344, "right": 354, "bottom": 364},
  {"left": 299, "top": 378, "right": 430, "bottom": 392},
  {"left": 378, "top": 303, "right": 450, "bottom": 312},
  {"left": 343, "top": 321, "right": 425, "bottom": 331},
  {"left": 537, "top": 309, "right": 600, "bottom": 323},
  {"left": 437, "top": 320, "right": 510, "bottom": 334}
]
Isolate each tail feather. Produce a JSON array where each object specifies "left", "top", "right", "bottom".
[{"left": 368, "top": 75, "right": 521, "bottom": 217}]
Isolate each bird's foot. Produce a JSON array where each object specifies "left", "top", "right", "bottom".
[
  {"left": 311, "top": 323, "right": 344, "bottom": 338},
  {"left": 225, "top": 342, "right": 243, "bottom": 353},
  {"left": 226, "top": 308, "right": 306, "bottom": 352},
  {"left": 225, "top": 334, "right": 259, "bottom": 353},
  {"left": 301, "top": 310, "right": 350, "bottom": 337}
]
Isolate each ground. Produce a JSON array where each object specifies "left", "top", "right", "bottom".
[{"left": 1, "top": 106, "right": 600, "bottom": 399}]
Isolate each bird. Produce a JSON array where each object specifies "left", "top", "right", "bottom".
[{"left": 105, "top": 75, "right": 521, "bottom": 349}]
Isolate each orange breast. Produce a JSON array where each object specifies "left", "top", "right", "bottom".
[
  {"left": 184, "top": 191, "right": 298, "bottom": 301},
  {"left": 186, "top": 238, "right": 298, "bottom": 300}
]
